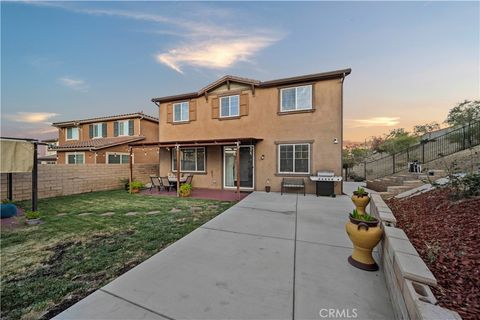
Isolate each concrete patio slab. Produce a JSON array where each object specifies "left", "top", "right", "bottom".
[
  {"left": 203, "top": 205, "right": 295, "bottom": 240},
  {"left": 102, "top": 228, "right": 293, "bottom": 320},
  {"left": 56, "top": 191, "right": 393, "bottom": 320},
  {"left": 55, "top": 290, "right": 167, "bottom": 320},
  {"left": 294, "top": 241, "right": 394, "bottom": 320}
]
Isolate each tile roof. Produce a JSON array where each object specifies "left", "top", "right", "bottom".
[
  {"left": 52, "top": 112, "right": 158, "bottom": 127},
  {"left": 151, "top": 68, "right": 352, "bottom": 103},
  {"left": 51, "top": 136, "right": 145, "bottom": 151}
]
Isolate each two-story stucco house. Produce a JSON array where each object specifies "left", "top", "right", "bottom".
[
  {"left": 51, "top": 112, "right": 159, "bottom": 164},
  {"left": 150, "top": 68, "right": 350, "bottom": 194}
]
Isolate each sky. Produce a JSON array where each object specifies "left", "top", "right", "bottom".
[{"left": 1, "top": 1, "right": 479, "bottom": 142}]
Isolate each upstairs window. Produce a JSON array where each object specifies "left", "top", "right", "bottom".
[
  {"left": 280, "top": 85, "right": 312, "bottom": 112},
  {"left": 173, "top": 102, "right": 189, "bottom": 122},
  {"left": 91, "top": 123, "right": 105, "bottom": 138},
  {"left": 220, "top": 95, "right": 239, "bottom": 118},
  {"left": 66, "top": 127, "right": 79, "bottom": 140},
  {"left": 115, "top": 120, "right": 134, "bottom": 136}
]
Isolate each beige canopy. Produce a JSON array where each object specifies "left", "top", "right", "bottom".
[{"left": 0, "top": 139, "right": 34, "bottom": 173}]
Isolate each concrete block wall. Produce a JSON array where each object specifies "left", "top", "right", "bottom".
[
  {"left": 370, "top": 195, "right": 461, "bottom": 320},
  {"left": 0, "top": 163, "right": 159, "bottom": 201}
]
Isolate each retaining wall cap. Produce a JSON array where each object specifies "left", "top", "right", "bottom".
[
  {"left": 394, "top": 251, "right": 437, "bottom": 287},
  {"left": 384, "top": 226, "right": 409, "bottom": 240},
  {"left": 389, "top": 237, "right": 419, "bottom": 258},
  {"left": 416, "top": 300, "right": 462, "bottom": 320},
  {"left": 378, "top": 210, "right": 398, "bottom": 224}
]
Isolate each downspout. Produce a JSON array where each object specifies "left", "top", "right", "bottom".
[
  {"left": 340, "top": 72, "right": 346, "bottom": 195},
  {"left": 152, "top": 100, "right": 162, "bottom": 176}
]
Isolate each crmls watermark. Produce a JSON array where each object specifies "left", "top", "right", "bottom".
[{"left": 319, "top": 308, "right": 358, "bottom": 318}]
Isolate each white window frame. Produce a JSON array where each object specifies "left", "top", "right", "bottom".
[
  {"left": 65, "top": 152, "right": 85, "bottom": 164},
  {"left": 118, "top": 120, "right": 130, "bottom": 136},
  {"left": 277, "top": 143, "right": 310, "bottom": 174},
  {"left": 173, "top": 102, "right": 189, "bottom": 122},
  {"left": 65, "top": 127, "right": 79, "bottom": 141},
  {"left": 92, "top": 123, "right": 104, "bottom": 139},
  {"left": 171, "top": 147, "right": 206, "bottom": 173},
  {"left": 106, "top": 152, "right": 131, "bottom": 164},
  {"left": 280, "top": 85, "right": 313, "bottom": 112},
  {"left": 220, "top": 95, "right": 240, "bottom": 118}
]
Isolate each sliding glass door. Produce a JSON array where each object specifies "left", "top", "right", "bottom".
[{"left": 223, "top": 146, "right": 254, "bottom": 189}]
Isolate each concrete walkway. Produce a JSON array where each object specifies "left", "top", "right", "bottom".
[{"left": 56, "top": 189, "right": 393, "bottom": 320}]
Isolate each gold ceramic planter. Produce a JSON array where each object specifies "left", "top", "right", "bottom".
[
  {"left": 345, "top": 215, "right": 383, "bottom": 271},
  {"left": 351, "top": 194, "right": 370, "bottom": 215}
]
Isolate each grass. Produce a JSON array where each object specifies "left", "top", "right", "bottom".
[{"left": 0, "top": 190, "right": 234, "bottom": 320}]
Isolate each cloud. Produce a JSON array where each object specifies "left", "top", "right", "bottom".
[
  {"left": 59, "top": 77, "right": 88, "bottom": 92},
  {"left": 3, "top": 112, "right": 59, "bottom": 124},
  {"left": 23, "top": 2, "right": 283, "bottom": 74},
  {"left": 350, "top": 117, "right": 401, "bottom": 128},
  {"left": 156, "top": 37, "right": 278, "bottom": 74}
]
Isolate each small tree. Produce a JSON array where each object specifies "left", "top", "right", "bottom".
[
  {"left": 380, "top": 128, "right": 419, "bottom": 155},
  {"left": 413, "top": 122, "right": 440, "bottom": 136},
  {"left": 445, "top": 100, "right": 480, "bottom": 127}
]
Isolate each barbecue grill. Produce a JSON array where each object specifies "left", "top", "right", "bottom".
[{"left": 309, "top": 171, "right": 342, "bottom": 197}]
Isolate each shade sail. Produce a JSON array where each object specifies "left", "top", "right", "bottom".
[{"left": 0, "top": 139, "right": 34, "bottom": 173}]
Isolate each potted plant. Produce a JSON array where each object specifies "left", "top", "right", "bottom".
[
  {"left": 129, "top": 181, "right": 144, "bottom": 193},
  {"left": 1, "top": 199, "right": 17, "bottom": 219},
  {"left": 345, "top": 209, "right": 383, "bottom": 271},
  {"left": 351, "top": 186, "right": 370, "bottom": 215},
  {"left": 265, "top": 179, "right": 271, "bottom": 193},
  {"left": 179, "top": 183, "right": 192, "bottom": 197},
  {"left": 25, "top": 210, "right": 41, "bottom": 225}
]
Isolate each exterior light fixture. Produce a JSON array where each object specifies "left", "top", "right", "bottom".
[
  {"left": 261, "top": 154, "right": 265, "bottom": 160},
  {"left": 333, "top": 138, "right": 339, "bottom": 144}
]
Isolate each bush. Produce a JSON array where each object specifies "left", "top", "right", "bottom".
[
  {"left": 179, "top": 183, "right": 192, "bottom": 196},
  {"left": 25, "top": 211, "right": 40, "bottom": 220},
  {"left": 129, "top": 181, "right": 144, "bottom": 190}
]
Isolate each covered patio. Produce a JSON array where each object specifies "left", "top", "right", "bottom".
[{"left": 128, "top": 137, "right": 262, "bottom": 200}]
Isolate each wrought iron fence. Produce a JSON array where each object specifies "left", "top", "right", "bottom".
[{"left": 364, "top": 121, "right": 480, "bottom": 179}]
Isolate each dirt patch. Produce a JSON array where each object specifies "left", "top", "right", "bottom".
[{"left": 387, "top": 188, "right": 480, "bottom": 319}]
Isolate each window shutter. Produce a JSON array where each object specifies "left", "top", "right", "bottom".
[
  {"left": 114, "top": 122, "right": 119, "bottom": 137},
  {"left": 240, "top": 93, "right": 249, "bottom": 116},
  {"left": 129, "top": 120, "right": 134, "bottom": 136},
  {"left": 89, "top": 124, "right": 93, "bottom": 139},
  {"left": 211, "top": 97, "right": 219, "bottom": 119},
  {"left": 189, "top": 100, "right": 197, "bottom": 121},
  {"left": 166, "top": 104, "right": 173, "bottom": 123},
  {"left": 102, "top": 123, "right": 107, "bottom": 137}
]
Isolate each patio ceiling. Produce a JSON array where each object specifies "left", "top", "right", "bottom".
[{"left": 128, "top": 137, "right": 263, "bottom": 148}]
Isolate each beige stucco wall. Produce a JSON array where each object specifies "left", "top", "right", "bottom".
[{"left": 158, "top": 78, "right": 343, "bottom": 194}]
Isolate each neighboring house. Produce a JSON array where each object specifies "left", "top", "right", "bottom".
[
  {"left": 38, "top": 138, "right": 59, "bottom": 164},
  {"left": 51, "top": 112, "right": 159, "bottom": 164},
  {"left": 151, "top": 68, "right": 350, "bottom": 194}
]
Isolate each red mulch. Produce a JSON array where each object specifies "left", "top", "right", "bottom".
[{"left": 387, "top": 188, "right": 480, "bottom": 319}]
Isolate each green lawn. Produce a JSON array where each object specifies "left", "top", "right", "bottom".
[{"left": 0, "top": 190, "right": 234, "bottom": 320}]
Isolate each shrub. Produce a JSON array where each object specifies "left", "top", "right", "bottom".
[
  {"left": 25, "top": 210, "right": 41, "bottom": 220},
  {"left": 179, "top": 183, "right": 192, "bottom": 196},
  {"left": 350, "top": 209, "right": 376, "bottom": 222},
  {"left": 129, "top": 181, "right": 144, "bottom": 191}
]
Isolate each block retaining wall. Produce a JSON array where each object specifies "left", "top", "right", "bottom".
[
  {"left": 370, "top": 193, "right": 461, "bottom": 320},
  {"left": 0, "top": 164, "right": 159, "bottom": 201}
]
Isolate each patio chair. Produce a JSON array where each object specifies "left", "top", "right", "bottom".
[
  {"left": 149, "top": 175, "right": 162, "bottom": 192},
  {"left": 160, "top": 176, "right": 176, "bottom": 192},
  {"left": 281, "top": 178, "right": 306, "bottom": 196},
  {"left": 184, "top": 174, "right": 193, "bottom": 186}
]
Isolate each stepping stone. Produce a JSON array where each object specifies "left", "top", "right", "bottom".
[
  {"left": 78, "top": 212, "right": 94, "bottom": 216},
  {"left": 146, "top": 211, "right": 160, "bottom": 215},
  {"left": 190, "top": 206, "right": 202, "bottom": 213},
  {"left": 125, "top": 212, "right": 139, "bottom": 216},
  {"left": 207, "top": 205, "right": 219, "bottom": 209},
  {"left": 169, "top": 208, "right": 182, "bottom": 213},
  {"left": 100, "top": 212, "right": 115, "bottom": 216},
  {"left": 57, "top": 213, "right": 67, "bottom": 216}
]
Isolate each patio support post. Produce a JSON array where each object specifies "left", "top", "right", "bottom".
[
  {"left": 236, "top": 141, "right": 240, "bottom": 200},
  {"left": 129, "top": 147, "right": 133, "bottom": 194},
  {"left": 7, "top": 173, "right": 13, "bottom": 201},
  {"left": 32, "top": 142, "right": 38, "bottom": 211},
  {"left": 176, "top": 145, "right": 180, "bottom": 197}
]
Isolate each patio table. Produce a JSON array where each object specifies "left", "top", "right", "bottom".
[{"left": 168, "top": 176, "right": 188, "bottom": 183}]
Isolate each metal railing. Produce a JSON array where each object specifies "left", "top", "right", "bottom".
[{"left": 364, "top": 121, "right": 480, "bottom": 179}]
